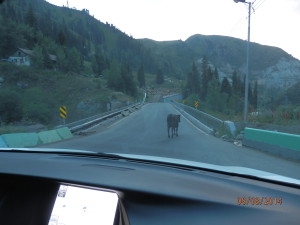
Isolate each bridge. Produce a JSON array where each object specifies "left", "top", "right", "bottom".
[{"left": 44, "top": 102, "right": 300, "bottom": 180}]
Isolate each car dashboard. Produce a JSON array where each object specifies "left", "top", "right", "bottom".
[{"left": 0, "top": 151, "right": 299, "bottom": 225}]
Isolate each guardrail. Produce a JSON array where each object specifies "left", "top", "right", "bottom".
[
  {"left": 172, "top": 101, "right": 224, "bottom": 131},
  {"left": 243, "top": 127, "right": 300, "bottom": 161},
  {"left": 67, "top": 102, "right": 143, "bottom": 133}
]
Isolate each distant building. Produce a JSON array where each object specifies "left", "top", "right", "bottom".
[{"left": 7, "top": 48, "right": 57, "bottom": 66}]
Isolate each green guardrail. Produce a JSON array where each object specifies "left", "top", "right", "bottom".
[
  {"left": 38, "top": 130, "right": 62, "bottom": 145},
  {"left": 244, "top": 128, "right": 300, "bottom": 152},
  {"left": 0, "top": 127, "right": 73, "bottom": 148},
  {"left": 0, "top": 136, "right": 8, "bottom": 148},
  {"left": 56, "top": 127, "right": 73, "bottom": 140},
  {"left": 1, "top": 133, "right": 42, "bottom": 148}
]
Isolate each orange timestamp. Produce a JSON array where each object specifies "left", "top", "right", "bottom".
[{"left": 237, "top": 197, "right": 282, "bottom": 206}]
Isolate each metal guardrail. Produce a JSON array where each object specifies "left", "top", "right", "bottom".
[
  {"left": 172, "top": 101, "right": 224, "bottom": 131},
  {"left": 67, "top": 102, "right": 143, "bottom": 133},
  {"left": 65, "top": 92, "right": 147, "bottom": 133}
]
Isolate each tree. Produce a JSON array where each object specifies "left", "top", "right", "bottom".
[
  {"left": 248, "top": 82, "right": 253, "bottom": 110},
  {"left": 185, "top": 62, "right": 200, "bottom": 97},
  {"left": 65, "top": 47, "right": 82, "bottom": 72},
  {"left": 0, "top": 89, "right": 22, "bottom": 123},
  {"left": 0, "top": 18, "right": 22, "bottom": 58},
  {"left": 137, "top": 64, "right": 145, "bottom": 88},
  {"left": 92, "top": 47, "right": 107, "bottom": 76},
  {"left": 120, "top": 64, "right": 137, "bottom": 97},
  {"left": 200, "top": 56, "right": 213, "bottom": 100},
  {"left": 107, "top": 61, "right": 122, "bottom": 91},
  {"left": 206, "top": 78, "right": 226, "bottom": 112},
  {"left": 214, "top": 67, "right": 219, "bottom": 81},
  {"left": 156, "top": 69, "right": 164, "bottom": 84},
  {"left": 31, "top": 44, "right": 44, "bottom": 69},
  {"left": 25, "top": 6, "right": 37, "bottom": 29},
  {"left": 42, "top": 47, "right": 53, "bottom": 69},
  {"left": 57, "top": 30, "right": 66, "bottom": 45},
  {"left": 221, "top": 77, "right": 232, "bottom": 97},
  {"left": 231, "top": 71, "right": 239, "bottom": 95},
  {"left": 253, "top": 81, "right": 258, "bottom": 110},
  {"left": 227, "top": 94, "right": 243, "bottom": 115}
]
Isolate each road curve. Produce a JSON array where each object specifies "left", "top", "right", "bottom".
[{"left": 45, "top": 103, "right": 300, "bottom": 179}]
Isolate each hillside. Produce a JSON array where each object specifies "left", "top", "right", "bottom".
[
  {"left": 0, "top": 0, "right": 161, "bottom": 73},
  {"left": 140, "top": 34, "right": 300, "bottom": 88}
]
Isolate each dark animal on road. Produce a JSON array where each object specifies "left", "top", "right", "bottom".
[{"left": 167, "top": 114, "right": 181, "bottom": 138}]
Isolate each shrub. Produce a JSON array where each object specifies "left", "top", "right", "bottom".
[{"left": 0, "top": 89, "right": 23, "bottom": 123}]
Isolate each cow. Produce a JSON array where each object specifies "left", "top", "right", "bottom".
[{"left": 167, "top": 114, "right": 180, "bottom": 138}]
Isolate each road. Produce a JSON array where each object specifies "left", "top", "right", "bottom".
[{"left": 45, "top": 103, "right": 300, "bottom": 179}]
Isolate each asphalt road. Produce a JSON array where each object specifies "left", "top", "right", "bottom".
[{"left": 45, "top": 103, "right": 300, "bottom": 179}]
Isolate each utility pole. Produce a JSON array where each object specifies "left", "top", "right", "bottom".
[{"left": 234, "top": 0, "right": 252, "bottom": 123}]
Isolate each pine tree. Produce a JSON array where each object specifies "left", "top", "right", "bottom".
[
  {"left": 206, "top": 78, "right": 226, "bottom": 112},
  {"left": 66, "top": 47, "right": 82, "bottom": 72},
  {"left": 57, "top": 30, "right": 66, "bottom": 46},
  {"left": 107, "top": 61, "right": 122, "bottom": 91},
  {"left": 25, "top": 6, "right": 37, "bottom": 29},
  {"left": 221, "top": 77, "right": 232, "bottom": 97},
  {"left": 121, "top": 64, "right": 137, "bottom": 97},
  {"left": 200, "top": 56, "right": 210, "bottom": 100},
  {"left": 137, "top": 64, "right": 145, "bottom": 88},
  {"left": 214, "top": 67, "right": 219, "bottom": 81},
  {"left": 232, "top": 71, "right": 239, "bottom": 95},
  {"left": 42, "top": 47, "right": 53, "bottom": 69},
  {"left": 191, "top": 62, "right": 200, "bottom": 94},
  {"left": 184, "top": 62, "right": 200, "bottom": 97},
  {"left": 92, "top": 47, "right": 106, "bottom": 76},
  {"left": 156, "top": 69, "right": 164, "bottom": 84},
  {"left": 253, "top": 81, "right": 258, "bottom": 110},
  {"left": 248, "top": 82, "right": 253, "bottom": 110}
]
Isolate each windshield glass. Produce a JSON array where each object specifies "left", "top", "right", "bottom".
[{"left": 0, "top": 0, "right": 300, "bottom": 181}]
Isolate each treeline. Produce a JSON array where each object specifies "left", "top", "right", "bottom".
[
  {"left": 0, "top": 0, "right": 165, "bottom": 75},
  {"left": 184, "top": 57, "right": 258, "bottom": 115}
]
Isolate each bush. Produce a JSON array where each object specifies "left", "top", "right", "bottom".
[
  {"left": 22, "top": 87, "right": 55, "bottom": 124},
  {"left": 23, "top": 102, "right": 52, "bottom": 124},
  {"left": 0, "top": 89, "right": 23, "bottom": 123}
]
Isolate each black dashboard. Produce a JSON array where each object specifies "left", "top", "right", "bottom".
[{"left": 0, "top": 151, "right": 299, "bottom": 225}]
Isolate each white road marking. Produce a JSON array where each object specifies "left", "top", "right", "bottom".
[{"left": 174, "top": 108, "right": 208, "bottom": 135}]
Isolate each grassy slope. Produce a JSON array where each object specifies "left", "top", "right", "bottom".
[{"left": 0, "top": 63, "right": 138, "bottom": 127}]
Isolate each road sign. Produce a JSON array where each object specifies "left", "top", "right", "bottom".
[
  {"left": 194, "top": 101, "right": 199, "bottom": 108},
  {"left": 182, "top": 100, "right": 185, "bottom": 104},
  {"left": 60, "top": 106, "right": 67, "bottom": 119}
]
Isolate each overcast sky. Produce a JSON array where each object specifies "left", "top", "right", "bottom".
[{"left": 46, "top": 0, "right": 300, "bottom": 60}]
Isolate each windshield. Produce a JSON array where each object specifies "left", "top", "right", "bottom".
[{"left": 0, "top": 0, "right": 300, "bottom": 181}]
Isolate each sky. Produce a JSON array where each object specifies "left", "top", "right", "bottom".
[{"left": 46, "top": 0, "right": 300, "bottom": 60}]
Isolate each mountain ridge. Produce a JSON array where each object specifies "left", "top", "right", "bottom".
[
  {"left": 139, "top": 34, "right": 300, "bottom": 88},
  {"left": 1, "top": 0, "right": 299, "bottom": 89}
]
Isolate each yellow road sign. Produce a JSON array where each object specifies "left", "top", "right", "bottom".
[
  {"left": 194, "top": 101, "right": 199, "bottom": 108},
  {"left": 60, "top": 106, "right": 67, "bottom": 119},
  {"left": 182, "top": 100, "right": 185, "bottom": 104}
]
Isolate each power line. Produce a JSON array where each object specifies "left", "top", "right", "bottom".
[
  {"left": 253, "top": 0, "right": 267, "bottom": 11},
  {"left": 229, "top": 0, "right": 266, "bottom": 36},
  {"left": 229, "top": 16, "right": 246, "bottom": 36}
]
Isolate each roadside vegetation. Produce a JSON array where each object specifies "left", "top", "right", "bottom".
[
  {"left": 0, "top": 63, "right": 143, "bottom": 127},
  {"left": 182, "top": 57, "right": 300, "bottom": 134}
]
